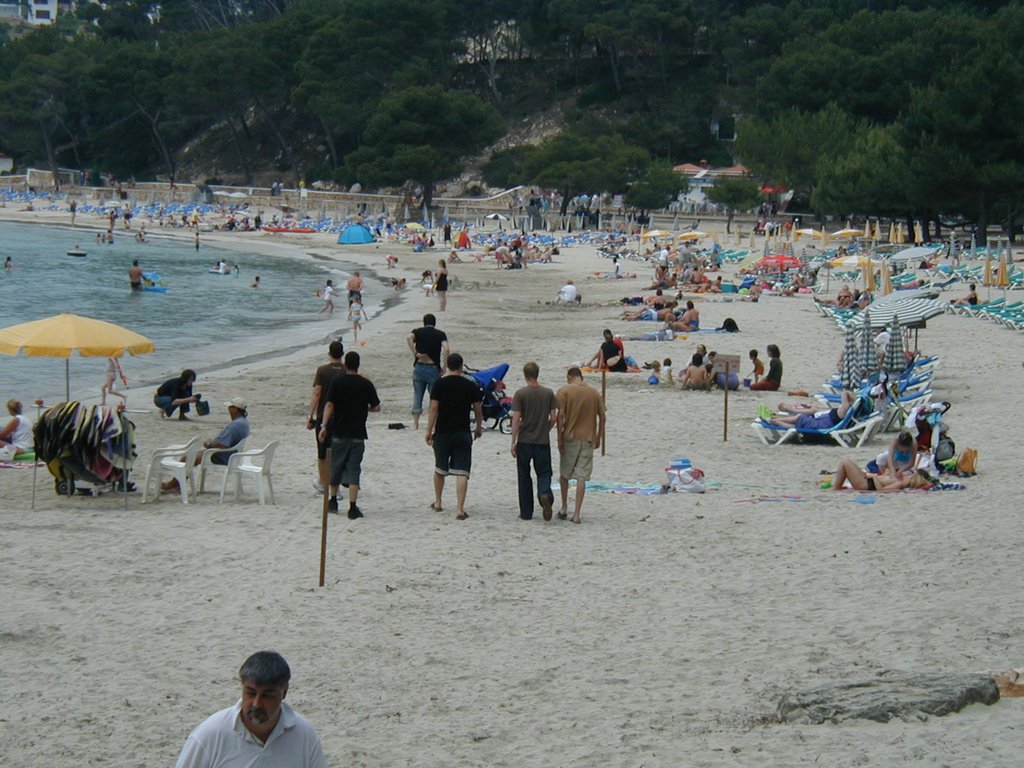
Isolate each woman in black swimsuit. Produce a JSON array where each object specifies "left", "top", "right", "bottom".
[{"left": 435, "top": 259, "right": 448, "bottom": 312}]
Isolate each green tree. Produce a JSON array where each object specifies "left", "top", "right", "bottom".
[
  {"left": 346, "top": 85, "right": 504, "bottom": 207},
  {"left": 705, "top": 175, "right": 761, "bottom": 232},
  {"left": 736, "top": 103, "right": 858, "bottom": 204},
  {"left": 524, "top": 127, "right": 649, "bottom": 215},
  {"left": 625, "top": 160, "right": 687, "bottom": 211}
]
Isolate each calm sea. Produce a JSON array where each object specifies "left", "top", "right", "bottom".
[{"left": 0, "top": 222, "right": 374, "bottom": 404}]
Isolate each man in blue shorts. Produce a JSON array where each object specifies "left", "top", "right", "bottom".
[{"left": 425, "top": 353, "right": 483, "bottom": 520}]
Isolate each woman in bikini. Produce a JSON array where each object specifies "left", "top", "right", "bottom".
[{"left": 832, "top": 460, "right": 934, "bottom": 491}]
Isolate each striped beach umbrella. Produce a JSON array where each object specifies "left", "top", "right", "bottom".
[
  {"left": 859, "top": 312, "right": 877, "bottom": 381},
  {"left": 863, "top": 297, "right": 947, "bottom": 329},
  {"left": 883, "top": 316, "right": 905, "bottom": 376},
  {"left": 840, "top": 323, "right": 861, "bottom": 390}
]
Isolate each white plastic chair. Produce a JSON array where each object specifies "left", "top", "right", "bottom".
[
  {"left": 142, "top": 436, "right": 203, "bottom": 504},
  {"left": 197, "top": 437, "right": 247, "bottom": 493},
  {"left": 220, "top": 441, "right": 278, "bottom": 505}
]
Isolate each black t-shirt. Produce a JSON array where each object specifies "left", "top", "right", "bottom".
[
  {"left": 324, "top": 374, "right": 380, "bottom": 439},
  {"left": 412, "top": 326, "right": 447, "bottom": 367},
  {"left": 430, "top": 374, "right": 482, "bottom": 433},
  {"left": 312, "top": 362, "right": 346, "bottom": 420},
  {"left": 601, "top": 340, "right": 627, "bottom": 372},
  {"left": 157, "top": 377, "right": 191, "bottom": 400}
]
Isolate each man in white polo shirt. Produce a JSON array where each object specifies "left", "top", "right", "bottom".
[{"left": 174, "top": 651, "right": 327, "bottom": 768}]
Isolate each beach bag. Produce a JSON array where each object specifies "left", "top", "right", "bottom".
[
  {"left": 195, "top": 399, "right": 211, "bottom": 417},
  {"left": 665, "top": 467, "right": 705, "bottom": 493},
  {"left": 956, "top": 448, "right": 978, "bottom": 475},
  {"left": 935, "top": 435, "right": 956, "bottom": 462},
  {"left": 0, "top": 444, "right": 15, "bottom": 462},
  {"left": 718, "top": 317, "right": 740, "bottom": 332}
]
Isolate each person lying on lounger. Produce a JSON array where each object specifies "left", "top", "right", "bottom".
[
  {"left": 831, "top": 459, "right": 934, "bottom": 491},
  {"left": 768, "top": 390, "right": 856, "bottom": 430}
]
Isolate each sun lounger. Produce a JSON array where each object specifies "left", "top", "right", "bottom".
[{"left": 751, "top": 397, "right": 883, "bottom": 448}]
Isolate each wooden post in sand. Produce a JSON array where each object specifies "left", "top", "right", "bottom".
[
  {"left": 723, "top": 361, "right": 730, "bottom": 442},
  {"left": 601, "top": 369, "right": 607, "bottom": 456},
  {"left": 318, "top": 447, "right": 331, "bottom": 587}
]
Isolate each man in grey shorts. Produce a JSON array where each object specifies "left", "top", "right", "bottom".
[
  {"left": 319, "top": 351, "right": 380, "bottom": 519},
  {"left": 556, "top": 367, "right": 606, "bottom": 524}
]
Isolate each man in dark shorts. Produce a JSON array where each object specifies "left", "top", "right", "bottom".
[
  {"left": 307, "top": 340, "right": 346, "bottom": 494},
  {"left": 425, "top": 353, "right": 482, "bottom": 520},
  {"left": 318, "top": 351, "right": 379, "bottom": 519},
  {"left": 129, "top": 259, "right": 143, "bottom": 292},
  {"left": 511, "top": 361, "right": 558, "bottom": 521},
  {"left": 407, "top": 313, "right": 449, "bottom": 430}
]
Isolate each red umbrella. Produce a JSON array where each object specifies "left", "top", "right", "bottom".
[{"left": 757, "top": 253, "right": 801, "bottom": 270}]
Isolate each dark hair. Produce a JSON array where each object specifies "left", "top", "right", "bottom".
[
  {"left": 523, "top": 361, "right": 539, "bottom": 380},
  {"left": 344, "top": 350, "right": 360, "bottom": 371},
  {"left": 567, "top": 366, "right": 583, "bottom": 379},
  {"left": 686, "top": 300, "right": 695, "bottom": 309},
  {"left": 603, "top": 328, "right": 613, "bottom": 338},
  {"left": 767, "top": 344, "right": 780, "bottom": 358},
  {"left": 423, "top": 313, "right": 436, "bottom": 327},
  {"left": 239, "top": 651, "right": 290, "bottom": 687},
  {"left": 897, "top": 431, "right": 914, "bottom": 446},
  {"left": 749, "top": 349, "right": 759, "bottom": 359},
  {"left": 328, "top": 340, "right": 344, "bottom": 359},
  {"left": 180, "top": 368, "right": 196, "bottom": 382},
  {"left": 691, "top": 353, "right": 703, "bottom": 366},
  {"left": 447, "top": 352, "right": 464, "bottom": 371}
]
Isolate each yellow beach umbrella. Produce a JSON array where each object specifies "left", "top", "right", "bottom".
[
  {"left": 914, "top": 221, "right": 924, "bottom": 245},
  {"left": 862, "top": 258, "right": 876, "bottom": 293},
  {"left": 831, "top": 228, "right": 862, "bottom": 238},
  {"left": 864, "top": 220, "right": 872, "bottom": 239},
  {"left": 997, "top": 251, "right": 1010, "bottom": 288},
  {"left": 641, "top": 229, "right": 672, "bottom": 239},
  {"left": 983, "top": 255, "right": 993, "bottom": 287},
  {"left": 405, "top": 222, "right": 425, "bottom": 231},
  {"left": 873, "top": 221, "right": 883, "bottom": 241},
  {"left": 677, "top": 230, "right": 707, "bottom": 241},
  {"left": 0, "top": 313, "right": 154, "bottom": 401},
  {"left": 820, "top": 225, "right": 829, "bottom": 247},
  {"left": 887, "top": 222, "right": 896, "bottom": 243},
  {"left": 881, "top": 263, "right": 892, "bottom": 296}
]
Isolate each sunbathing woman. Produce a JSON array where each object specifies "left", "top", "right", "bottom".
[{"left": 832, "top": 459, "right": 934, "bottom": 491}]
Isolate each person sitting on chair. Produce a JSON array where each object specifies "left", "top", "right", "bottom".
[{"left": 161, "top": 398, "right": 250, "bottom": 493}]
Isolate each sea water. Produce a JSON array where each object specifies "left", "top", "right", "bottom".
[{"left": 0, "top": 222, "right": 377, "bottom": 404}]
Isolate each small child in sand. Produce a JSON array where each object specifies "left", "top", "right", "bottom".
[
  {"left": 348, "top": 297, "right": 369, "bottom": 342},
  {"left": 662, "top": 358, "right": 673, "bottom": 384},
  {"left": 422, "top": 270, "right": 434, "bottom": 296},
  {"left": 101, "top": 356, "right": 127, "bottom": 405},
  {"left": 749, "top": 349, "right": 764, "bottom": 385}
]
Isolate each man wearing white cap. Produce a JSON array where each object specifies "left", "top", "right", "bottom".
[{"left": 161, "top": 398, "right": 250, "bottom": 493}]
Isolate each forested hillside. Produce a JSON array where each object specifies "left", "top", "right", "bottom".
[{"left": 0, "top": 0, "right": 1022, "bottom": 229}]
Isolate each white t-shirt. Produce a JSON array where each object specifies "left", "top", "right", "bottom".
[
  {"left": 558, "top": 283, "right": 578, "bottom": 302},
  {"left": 174, "top": 700, "right": 327, "bottom": 768},
  {"left": 7, "top": 414, "right": 32, "bottom": 450},
  {"left": 323, "top": 285, "right": 335, "bottom": 303},
  {"left": 874, "top": 330, "right": 891, "bottom": 350}
]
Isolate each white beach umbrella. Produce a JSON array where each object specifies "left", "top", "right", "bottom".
[{"left": 863, "top": 297, "right": 947, "bottom": 330}]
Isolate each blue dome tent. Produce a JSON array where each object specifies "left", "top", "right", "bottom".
[{"left": 338, "top": 224, "right": 375, "bottom": 245}]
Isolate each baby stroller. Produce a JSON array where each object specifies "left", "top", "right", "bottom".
[{"left": 465, "top": 363, "right": 513, "bottom": 434}]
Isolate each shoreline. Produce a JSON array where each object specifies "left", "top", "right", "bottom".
[{"left": 0, "top": 209, "right": 407, "bottom": 401}]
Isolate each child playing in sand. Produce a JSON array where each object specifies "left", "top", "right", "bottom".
[
  {"left": 749, "top": 349, "right": 764, "bottom": 385},
  {"left": 101, "top": 356, "right": 128, "bottom": 405},
  {"left": 662, "top": 357, "right": 673, "bottom": 384},
  {"left": 422, "top": 270, "right": 434, "bottom": 296},
  {"left": 348, "top": 297, "right": 369, "bottom": 342}
]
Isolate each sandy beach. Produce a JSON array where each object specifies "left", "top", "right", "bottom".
[{"left": 1, "top": 205, "right": 1022, "bottom": 766}]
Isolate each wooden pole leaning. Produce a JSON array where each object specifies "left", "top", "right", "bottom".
[
  {"left": 319, "top": 446, "right": 331, "bottom": 587},
  {"left": 601, "top": 369, "right": 607, "bottom": 456}
]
